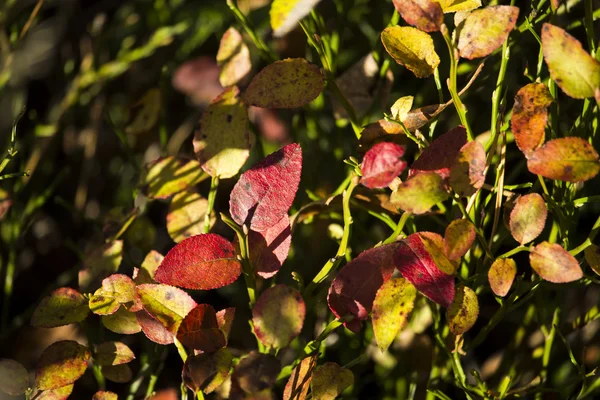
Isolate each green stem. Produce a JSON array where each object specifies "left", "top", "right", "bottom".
[
  {"left": 584, "top": 0, "right": 596, "bottom": 56},
  {"left": 569, "top": 214, "right": 600, "bottom": 256},
  {"left": 382, "top": 212, "right": 411, "bottom": 245},
  {"left": 204, "top": 176, "right": 219, "bottom": 233},
  {"left": 498, "top": 246, "right": 530, "bottom": 259},
  {"left": 221, "top": 213, "right": 256, "bottom": 306},
  {"left": 92, "top": 365, "right": 107, "bottom": 391},
  {"left": 487, "top": 38, "right": 510, "bottom": 151},
  {"left": 538, "top": 309, "right": 560, "bottom": 399},
  {"left": 174, "top": 337, "right": 188, "bottom": 362}
]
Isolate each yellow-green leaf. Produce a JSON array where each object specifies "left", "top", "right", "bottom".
[
  {"left": 79, "top": 240, "right": 124, "bottom": 291},
  {"left": 381, "top": 26, "right": 440, "bottom": 78},
  {"left": 435, "top": 0, "right": 481, "bottom": 13},
  {"left": 167, "top": 190, "right": 214, "bottom": 243},
  {"left": 457, "top": 6, "right": 519, "bottom": 59},
  {"left": 133, "top": 250, "right": 164, "bottom": 285},
  {"left": 444, "top": 219, "right": 476, "bottom": 261},
  {"left": 216, "top": 27, "right": 252, "bottom": 87},
  {"left": 488, "top": 258, "right": 517, "bottom": 297},
  {"left": 391, "top": 96, "right": 414, "bottom": 121},
  {"left": 372, "top": 277, "right": 417, "bottom": 352},
  {"left": 584, "top": 244, "right": 600, "bottom": 276},
  {"left": 446, "top": 284, "right": 479, "bottom": 335},
  {"left": 35, "top": 341, "right": 91, "bottom": 390},
  {"left": 89, "top": 274, "right": 136, "bottom": 316},
  {"left": 509, "top": 193, "right": 547, "bottom": 245},
  {"left": 136, "top": 284, "right": 197, "bottom": 334},
  {"left": 530, "top": 242, "right": 583, "bottom": 283},
  {"left": 270, "top": 0, "right": 321, "bottom": 37},
  {"left": 311, "top": 362, "right": 354, "bottom": 400},
  {"left": 101, "top": 307, "right": 142, "bottom": 335},
  {"left": 125, "top": 88, "right": 161, "bottom": 135},
  {"left": 94, "top": 342, "right": 135, "bottom": 366},
  {"left": 391, "top": 171, "right": 449, "bottom": 214},
  {"left": 31, "top": 288, "right": 89, "bottom": 328},
  {"left": 141, "top": 157, "right": 207, "bottom": 200}
]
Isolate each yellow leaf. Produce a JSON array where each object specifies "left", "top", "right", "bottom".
[{"left": 381, "top": 26, "right": 440, "bottom": 78}]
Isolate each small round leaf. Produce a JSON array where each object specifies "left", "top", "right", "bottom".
[
  {"left": 446, "top": 284, "right": 479, "bottom": 335},
  {"left": 530, "top": 242, "right": 583, "bottom": 283}
]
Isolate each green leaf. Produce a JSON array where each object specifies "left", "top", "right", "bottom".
[
  {"left": 35, "top": 341, "right": 91, "bottom": 390},
  {"left": 0, "top": 359, "right": 29, "bottom": 395},
  {"left": 31, "top": 288, "right": 89, "bottom": 328},
  {"left": 391, "top": 171, "right": 449, "bottom": 214},
  {"left": 101, "top": 307, "right": 142, "bottom": 335},
  {"left": 193, "top": 86, "right": 250, "bottom": 179},
  {"left": 530, "top": 242, "right": 583, "bottom": 283},
  {"left": 78, "top": 240, "right": 123, "bottom": 291},
  {"left": 216, "top": 27, "right": 252, "bottom": 87},
  {"left": 509, "top": 193, "right": 547, "bottom": 245},
  {"left": 167, "top": 190, "right": 214, "bottom": 243},
  {"left": 311, "top": 362, "right": 354, "bottom": 400},
  {"left": 449, "top": 140, "right": 486, "bottom": 197},
  {"left": 391, "top": 96, "right": 414, "bottom": 121},
  {"left": 133, "top": 250, "right": 164, "bottom": 285},
  {"left": 419, "top": 231, "right": 459, "bottom": 275},
  {"left": 444, "top": 219, "right": 476, "bottom": 261},
  {"left": 136, "top": 284, "right": 197, "bottom": 334},
  {"left": 94, "top": 342, "right": 135, "bottom": 366},
  {"left": 511, "top": 83, "right": 553, "bottom": 157},
  {"left": 270, "top": 0, "right": 321, "bottom": 37},
  {"left": 446, "top": 284, "right": 479, "bottom": 335},
  {"left": 381, "top": 26, "right": 440, "bottom": 78},
  {"left": 584, "top": 244, "right": 600, "bottom": 276},
  {"left": 542, "top": 23, "right": 600, "bottom": 99},
  {"left": 527, "top": 137, "right": 600, "bottom": 182},
  {"left": 434, "top": 0, "right": 481, "bottom": 13},
  {"left": 488, "top": 258, "right": 517, "bottom": 297},
  {"left": 372, "top": 277, "right": 417, "bottom": 352},
  {"left": 125, "top": 88, "right": 161, "bottom": 135},
  {"left": 457, "top": 6, "right": 519, "bottom": 59},
  {"left": 244, "top": 58, "right": 325, "bottom": 108},
  {"left": 141, "top": 156, "right": 207, "bottom": 200},
  {"left": 89, "top": 274, "right": 137, "bottom": 316}
]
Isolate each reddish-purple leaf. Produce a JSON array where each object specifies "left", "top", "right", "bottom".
[
  {"left": 253, "top": 285, "right": 305, "bottom": 349},
  {"left": 409, "top": 126, "right": 467, "bottom": 179},
  {"left": 35, "top": 341, "right": 91, "bottom": 390},
  {"left": 248, "top": 215, "right": 292, "bottom": 278},
  {"left": 216, "top": 307, "right": 235, "bottom": 343},
  {"left": 509, "top": 193, "right": 548, "bottom": 245},
  {"left": 511, "top": 83, "right": 553, "bottom": 157},
  {"left": 450, "top": 140, "right": 486, "bottom": 197},
  {"left": 232, "top": 352, "right": 280, "bottom": 395},
  {"left": 136, "top": 284, "right": 197, "bottom": 335},
  {"left": 488, "top": 258, "right": 517, "bottom": 297},
  {"left": 183, "top": 348, "right": 233, "bottom": 394},
  {"left": 530, "top": 242, "right": 583, "bottom": 283},
  {"left": 393, "top": 0, "right": 443, "bottom": 32},
  {"left": 444, "top": 219, "right": 476, "bottom": 260},
  {"left": 177, "top": 304, "right": 226, "bottom": 352},
  {"left": 136, "top": 310, "right": 174, "bottom": 345},
  {"left": 527, "top": 137, "right": 600, "bottom": 182},
  {"left": 155, "top": 234, "right": 241, "bottom": 290},
  {"left": 31, "top": 287, "right": 89, "bottom": 328},
  {"left": 328, "top": 243, "right": 398, "bottom": 332},
  {"left": 230, "top": 143, "right": 302, "bottom": 231},
  {"left": 394, "top": 233, "right": 455, "bottom": 307},
  {"left": 360, "top": 142, "right": 407, "bottom": 189}
]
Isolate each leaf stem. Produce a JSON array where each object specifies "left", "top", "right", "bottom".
[
  {"left": 204, "top": 176, "right": 219, "bottom": 233},
  {"left": 382, "top": 212, "right": 411, "bottom": 245},
  {"left": 174, "top": 337, "right": 188, "bottom": 363}
]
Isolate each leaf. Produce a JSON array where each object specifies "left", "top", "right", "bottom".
[
  {"left": 371, "top": 277, "right": 417, "bottom": 352},
  {"left": 102, "top": 364, "right": 133, "bottom": 383},
  {"left": 270, "top": 0, "right": 321, "bottom": 37},
  {"left": 31, "top": 287, "right": 89, "bottom": 328},
  {"left": 391, "top": 96, "right": 414, "bottom": 120},
  {"left": 136, "top": 310, "right": 174, "bottom": 345},
  {"left": 488, "top": 258, "right": 517, "bottom": 297},
  {"left": 409, "top": 126, "right": 468, "bottom": 179},
  {"left": 216, "top": 307, "right": 236, "bottom": 343},
  {"left": 446, "top": 284, "right": 479, "bottom": 335},
  {"left": 193, "top": 86, "right": 250, "bottom": 179},
  {"left": 509, "top": 193, "right": 548, "bottom": 245},
  {"left": 244, "top": 58, "right": 325, "bottom": 108},
  {"left": 94, "top": 342, "right": 135, "bottom": 366},
  {"left": 177, "top": 304, "right": 226, "bottom": 352},
  {"left": 0, "top": 359, "right": 29, "bottom": 395},
  {"left": 35, "top": 384, "right": 74, "bottom": 400},
  {"left": 457, "top": 6, "right": 519, "bottom": 59},
  {"left": 141, "top": 157, "right": 207, "bottom": 200},
  {"left": 584, "top": 244, "right": 600, "bottom": 276},
  {"left": 35, "top": 341, "right": 91, "bottom": 390},
  {"left": 542, "top": 23, "right": 600, "bottom": 99},
  {"left": 230, "top": 143, "right": 302, "bottom": 231},
  {"left": 444, "top": 219, "right": 476, "bottom": 261},
  {"left": 182, "top": 348, "right": 234, "bottom": 394},
  {"left": 155, "top": 234, "right": 241, "bottom": 290},
  {"left": 511, "top": 83, "right": 553, "bottom": 157},
  {"left": 328, "top": 243, "right": 398, "bottom": 332},
  {"left": 394, "top": 233, "right": 455, "bottom": 307},
  {"left": 527, "top": 137, "right": 600, "bottom": 182},
  {"left": 253, "top": 284, "right": 305, "bottom": 349},
  {"left": 450, "top": 140, "right": 486, "bottom": 197},
  {"left": 102, "top": 307, "right": 142, "bottom": 334},
  {"left": 435, "top": 0, "right": 481, "bottom": 13},
  {"left": 530, "top": 242, "right": 583, "bottom": 283},
  {"left": 78, "top": 240, "right": 123, "bottom": 291},
  {"left": 381, "top": 26, "right": 440, "bottom": 78},
  {"left": 248, "top": 216, "right": 292, "bottom": 278},
  {"left": 167, "top": 190, "right": 214, "bottom": 243},
  {"left": 420, "top": 231, "right": 459, "bottom": 275},
  {"left": 283, "top": 355, "right": 317, "bottom": 400},
  {"left": 93, "top": 391, "right": 118, "bottom": 400},
  {"left": 133, "top": 250, "right": 164, "bottom": 285},
  {"left": 136, "top": 284, "right": 197, "bottom": 335},
  {"left": 217, "top": 27, "right": 252, "bottom": 87},
  {"left": 232, "top": 352, "right": 280, "bottom": 394},
  {"left": 311, "top": 362, "right": 354, "bottom": 400},
  {"left": 392, "top": 0, "right": 443, "bottom": 32},
  {"left": 89, "top": 274, "right": 137, "bottom": 315},
  {"left": 125, "top": 88, "right": 161, "bottom": 135},
  {"left": 360, "top": 142, "right": 407, "bottom": 189},
  {"left": 390, "top": 171, "right": 449, "bottom": 214}
]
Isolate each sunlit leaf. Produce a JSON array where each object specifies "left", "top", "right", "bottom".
[
  {"left": 247, "top": 216, "right": 292, "bottom": 278},
  {"left": 409, "top": 126, "right": 467, "bottom": 179},
  {"left": 391, "top": 171, "right": 449, "bottom": 214},
  {"left": 193, "top": 86, "right": 250, "bottom": 179},
  {"left": 31, "top": 288, "right": 89, "bottom": 328},
  {"left": 457, "top": 6, "right": 519, "bottom": 59},
  {"left": 381, "top": 26, "right": 440, "bottom": 78},
  {"left": 372, "top": 277, "right": 417, "bottom": 352},
  {"left": 270, "top": 0, "right": 321, "bottom": 37},
  {"left": 450, "top": 140, "right": 486, "bottom": 197},
  {"left": 94, "top": 342, "right": 135, "bottom": 366},
  {"left": 444, "top": 219, "right": 476, "bottom": 260},
  {"left": 435, "top": 0, "right": 481, "bottom": 13},
  {"left": 511, "top": 83, "right": 553, "bottom": 157},
  {"left": 230, "top": 143, "right": 302, "bottom": 231},
  {"left": 311, "top": 362, "right": 354, "bottom": 400},
  {"left": 244, "top": 59, "right": 325, "bottom": 108},
  {"left": 177, "top": 304, "right": 226, "bottom": 352},
  {"left": 102, "top": 364, "right": 133, "bottom": 383},
  {"left": 136, "top": 284, "right": 197, "bottom": 335},
  {"left": 35, "top": 384, "right": 74, "bottom": 400},
  {"left": 79, "top": 240, "right": 123, "bottom": 291},
  {"left": 232, "top": 352, "right": 280, "bottom": 394},
  {"left": 35, "top": 341, "right": 91, "bottom": 390},
  {"left": 93, "top": 391, "right": 118, "bottom": 400},
  {"left": 216, "top": 307, "right": 236, "bottom": 344},
  {"left": 141, "top": 157, "right": 207, "bottom": 200},
  {"left": 360, "top": 142, "right": 407, "bottom": 189},
  {"left": 283, "top": 355, "right": 317, "bottom": 400},
  {"left": 217, "top": 27, "right": 252, "bottom": 87},
  {"left": 391, "top": 96, "right": 414, "bottom": 121},
  {"left": 392, "top": 0, "right": 443, "bottom": 32},
  {"left": 530, "top": 242, "right": 583, "bottom": 283},
  {"left": 584, "top": 244, "right": 600, "bottom": 276},
  {"left": 125, "top": 88, "right": 161, "bottom": 135},
  {"left": 488, "top": 258, "right": 517, "bottom": 297},
  {"left": 509, "top": 193, "right": 547, "bottom": 245},
  {"left": 102, "top": 307, "right": 142, "bottom": 335},
  {"left": 183, "top": 348, "right": 234, "bottom": 394},
  {"left": 446, "top": 284, "right": 479, "bottom": 335},
  {"left": 542, "top": 23, "right": 600, "bottom": 99},
  {"left": 419, "top": 231, "right": 458, "bottom": 275},
  {"left": 89, "top": 274, "right": 136, "bottom": 316},
  {"left": 167, "top": 190, "right": 214, "bottom": 243},
  {"left": 527, "top": 137, "right": 600, "bottom": 182},
  {"left": 0, "top": 359, "right": 29, "bottom": 395},
  {"left": 133, "top": 250, "right": 164, "bottom": 285}
]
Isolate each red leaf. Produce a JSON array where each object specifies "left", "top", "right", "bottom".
[
  {"left": 155, "top": 234, "right": 241, "bottom": 290},
  {"left": 392, "top": 0, "right": 443, "bottom": 32},
  {"left": 248, "top": 216, "right": 292, "bottom": 278},
  {"left": 136, "top": 311, "right": 174, "bottom": 345},
  {"left": 394, "top": 233, "right": 455, "bottom": 307},
  {"left": 177, "top": 304, "right": 226, "bottom": 352},
  {"left": 327, "top": 244, "right": 398, "bottom": 332},
  {"left": 360, "top": 142, "right": 407, "bottom": 189},
  {"left": 409, "top": 126, "right": 467, "bottom": 180},
  {"left": 229, "top": 143, "right": 302, "bottom": 232}
]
